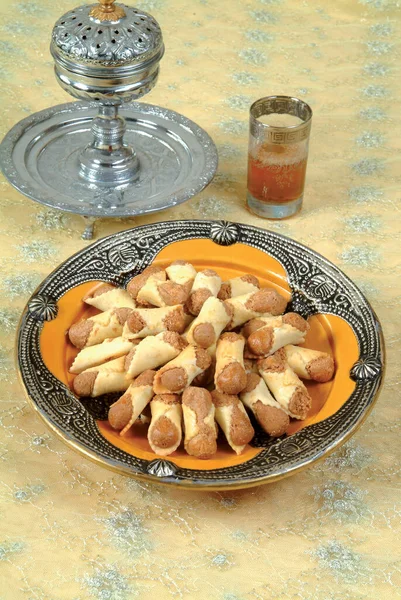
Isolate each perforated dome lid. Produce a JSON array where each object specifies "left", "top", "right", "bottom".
[{"left": 50, "top": 0, "right": 164, "bottom": 76}]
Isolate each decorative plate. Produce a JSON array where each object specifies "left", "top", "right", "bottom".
[
  {"left": 0, "top": 101, "right": 218, "bottom": 218},
  {"left": 17, "top": 220, "right": 384, "bottom": 490}
]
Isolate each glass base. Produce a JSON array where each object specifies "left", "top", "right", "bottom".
[{"left": 246, "top": 192, "right": 303, "bottom": 219}]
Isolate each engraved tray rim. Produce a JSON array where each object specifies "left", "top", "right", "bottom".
[
  {"left": 16, "top": 220, "right": 385, "bottom": 490},
  {"left": 0, "top": 101, "right": 218, "bottom": 218}
]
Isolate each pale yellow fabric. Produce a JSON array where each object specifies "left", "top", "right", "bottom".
[{"left": 0, "top": 0, "right": 400, "bottom": 599}]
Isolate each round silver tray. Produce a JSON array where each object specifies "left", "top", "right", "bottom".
[{"left": 0, "top": 101, "right": 218, "bottom": 219}]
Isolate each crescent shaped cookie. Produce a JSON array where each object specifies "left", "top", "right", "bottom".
[
  {"left": 245, "top": 313, "right": 309, "bottom": 358},
  {"left": 73, "top": 356, "right": 130, "bottom": 398},
  {"left": 68, "top": 307, "right": 132, "bottom": 349},
  {"left": 224, "top": 289, "right": 287, "bottom": 330},
  {"left": 108, "top": 370, "right": 156, "bottom": 435},
  {"left": 186, "top": 269, "right": 222, "bottom": 316},
  {"left": 165, "top": 260, "right": 197, "bottom": 296},
  {"left": 147, "top": 394, "right": 183, "bottom": 456},
  {"left": 258, "top": 349, "right": 312, "bottom": 420},
  {"left": 242, "top": 316, "right": 276, "bottom": 339},
  {"left": 83, "top": 283, "right": 137, "bottom": 311},
  {"left": 214, "top": 332, "right": 247, "bottom": 395},
  {"left": 69, "top": 336, "right": 134, "bottom": 374},
  {"left": 127, "top": 266, "right": 166, "bottom": 302},
  {"left": 182, "top": 387, "right": 217, "bottom": 458},
  {"left": 284, "top": 345, "right": 335, "bottom": 382},
  {"left": 123, "top": 305, "right": 191, "bottom": 339},
  {"left": 153, "top": 345, "right": 211, "bottom": 395},
  {"left": 185, "top": 296, "right": 231, "bottom": 352},
  {"left": 124, "top": 331, "right": 187, "bottom": 379},
  {"left": 211, "top": 390, "right": 254, "bottom": 455},
  {"left": 240, "top": 373, "right": 289, "bottom": 437},
  {"left": 136, "top": 274, "right": 190, "bottom": 308},
  {"left": 218, "top": 275, "right": 259, "bottom": 300}
]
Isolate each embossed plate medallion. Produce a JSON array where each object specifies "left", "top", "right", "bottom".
[
  {"left": 17, "top": 221, "right": 384, "bottom": 489},
  {"left": 0, "top": 102, "right": 218, "bottom": 218}
]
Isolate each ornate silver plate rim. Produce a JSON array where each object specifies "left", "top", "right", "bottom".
[
  {"left": 16, "top": 220, "right": 385, "bottom": 489},
  {"left": 0, "top": 101, "right": 218, "bottom": 218}
]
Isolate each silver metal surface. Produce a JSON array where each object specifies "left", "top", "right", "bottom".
[
  {"left": 0, "top": 101, "right": 218, "bottom": 218},
  {"left": 1, "top": 1, "right": 217, "bottom": 222},
  {"left": 250, "top": 96, "right": 312, "bottom": 144},
  {"left": 53, "top": 59, "right": 160, "bottom": 104},
  {"left": 50, "top": 3, "right": 164, "bottom": 104},
  {"left": 79, "top": 105, "right": 140, "bottom": 184},
  {"left": 50, "top": 3, "right": 165, "bottom": 185},
  {"left": 51, "top": 4, "right": 164, "bottom": 70},
  {"left": 81, "top": 216, "right": 97, "bottom": 240}
]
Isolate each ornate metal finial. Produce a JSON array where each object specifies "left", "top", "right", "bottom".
[{"left": 89, "top": 0, "right": 126, "bottom": 22}]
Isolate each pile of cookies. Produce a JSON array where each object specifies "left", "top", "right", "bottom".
[{"left": 68, "top": 261, "right": 335, "bottom": 458}]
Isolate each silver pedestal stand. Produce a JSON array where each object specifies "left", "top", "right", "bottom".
[{"left": 0, "top": 0, "right": 218, "bottom": 239}]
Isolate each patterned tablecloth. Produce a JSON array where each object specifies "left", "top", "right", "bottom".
[{"left": 0, "top": 0, "right": 400, "bottom": 598}]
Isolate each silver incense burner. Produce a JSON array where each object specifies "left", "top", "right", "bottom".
[
  {"left": 51, "top": 0, "right": 164, "bottom": 185},
  {"left": 0, "top": 0, "right": 217, "bottom": 239}
]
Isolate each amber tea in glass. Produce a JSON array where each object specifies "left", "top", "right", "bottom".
[{"left": 247, "top": 96, "right": 312, "bottom": 219}]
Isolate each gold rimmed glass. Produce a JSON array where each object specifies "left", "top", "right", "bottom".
[{"left": 247, "top": 95, "right": 313, "bottom": 219}]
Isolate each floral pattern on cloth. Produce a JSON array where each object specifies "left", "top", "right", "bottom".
[{"left": 0, "top": 0, "right": 400, "bottom": 598}]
